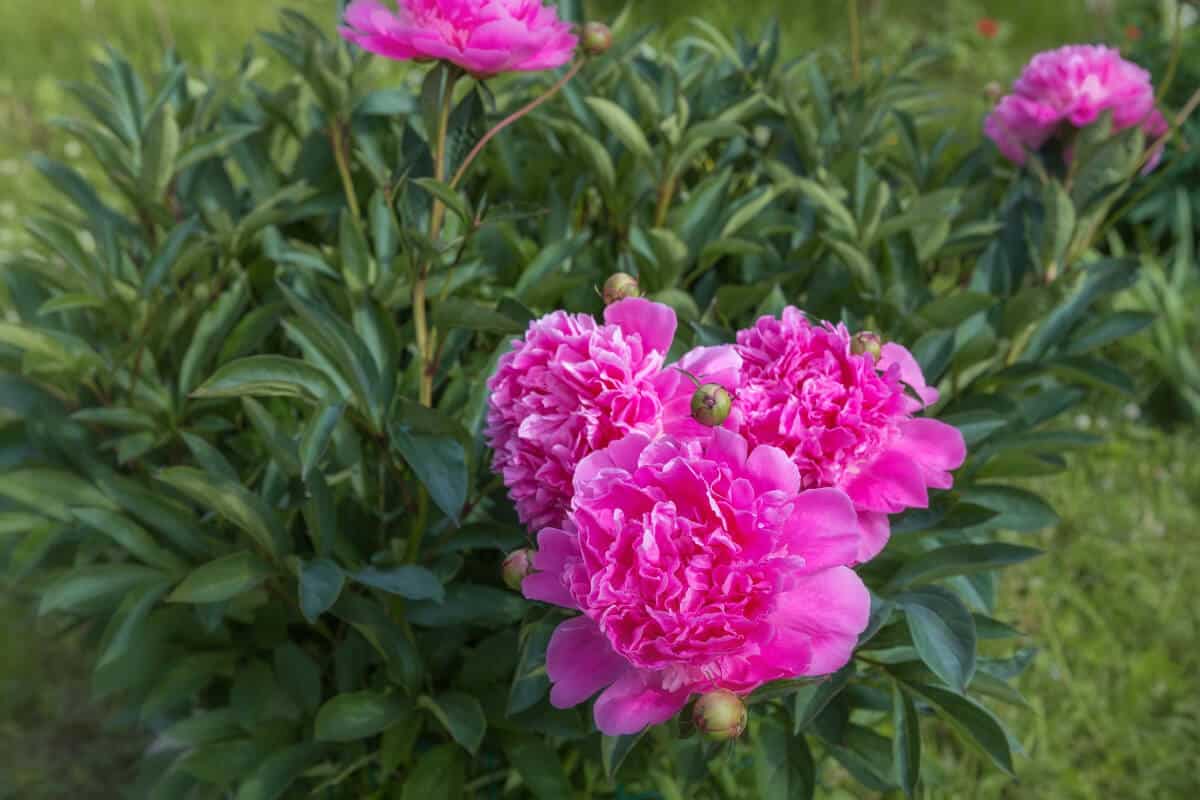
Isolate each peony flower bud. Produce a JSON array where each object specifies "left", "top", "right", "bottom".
[
  {"left": 581, "top": 22, "right": 614, "bottom": 56},
  {"left": 693, "top": 690, "right": 747, "bottom": 741},
  {"left": 602, "top": 272, "right": 640, "bottom": 305},
  {"left": 983, "top": 81, "right": 1004, "bottom": 102},
  {"left": 691, "top": 383, "right": 732, "bottom": 427},
  {"left": 501, "top": 549, "right": 534, "bottom": 591},
  {"left": 851, "top": 331, "right": 883, "bottom": 360}
]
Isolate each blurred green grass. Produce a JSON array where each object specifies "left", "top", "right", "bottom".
[{"left": 2, "top": 1, "right": 1195, "bottom": 798}]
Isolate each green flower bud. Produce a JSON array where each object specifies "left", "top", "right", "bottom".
[
  {"left": 501, "top": 549, "right": 534, "bottom": 592},
  {"left": 602, "top": 272, "right": 641, "bottom": 305},
  {"left": 581, "top": 22, "right": 614, "bottom": 56},
  {"left": 851, "top": 331, "right": 882, "bottom": 360},
  {"left": 691, "top": 383, "right": 732, "bottom": 427},
  {"left": 984, "top": 80, "right": 1004, "bottom": 101},
  {"left": 693, "top": 690, "right": 747, "bottom": 741}
]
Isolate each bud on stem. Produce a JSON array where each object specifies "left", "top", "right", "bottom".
[
  {"left": 501, "top": 549, "right": 534, "bottom": 591},
  {"left": 602, "top": 272, "right": 640, "bottom": 305},
  {"left": 693, "top": 690, "right": 747, "bottom": 741},
  {"left": 691, "top": 383, "right": 732, "bottom": 427},
  {"left": 581, "top": 22, "right": 614, "bottom": 56},
  {"left": 851, "top": 331, "right": 883, "bottom": 360}
]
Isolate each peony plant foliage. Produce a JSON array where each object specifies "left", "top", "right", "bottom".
[{"left": 0, "top": 3, "right": 1178, "bottom": 798}]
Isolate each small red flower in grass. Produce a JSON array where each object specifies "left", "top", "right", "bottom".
[
  {"left": 977, "top": 18, "right": 1000, "bottom": 39},
  {"left": 1125, "top": 25, "right": 1143, "bottom": 42}
]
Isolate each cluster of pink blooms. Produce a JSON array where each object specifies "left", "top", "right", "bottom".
[
  {"left": 487, "top": 298, "right": 965, "bottom": 735},
  {"left": 984, "top": 44, "right": 1168, "bottom": 170}
]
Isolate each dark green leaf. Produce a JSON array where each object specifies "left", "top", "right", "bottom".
[
  {"left": 418, "top": 691, "right": 486, "bottom": 755},
  {"left": 755, "top": 717, "right": 815, "bottom": 800},
  {"left": 893, "top": 683, "right": 921, "bottom": 797},
  {"left": 192, "top": 355, "right": 338, "bottom": 404},
  {"left": 887, "top": 543, "right": 1041, "bottom": 589},
  {"left": 399, "top": 744, "right": 463, "bottom": 800},
  {"left": 299, "top": 558, "right": 345, "bottom": 623},
  {"left": 391, "top": 427, "right": 467, "bottom": 525},
  {"left": 353, "top": 565, "right": 444, "bottom": 602},
  {"left": 899, "top": 587, "right": 977, "bottom": 693},
  {"left": 167, "top": 551, "right": 273, "bottom": 604},
  {"left": 407, "top": 583, "right": 525, "bottom": 628},
  {"left": 905, "top": 683, "right": 1015, "bottom": 775},
  {"left": 315, "top": 691, "right": 408, "bottom": 742}
]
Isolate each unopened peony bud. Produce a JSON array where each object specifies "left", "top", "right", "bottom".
[
  {"left": 691, "top": 383, "right": 732, "bottom": 427},
  {"left": 851, "top": 331, "right": 882, "bottom": 360},
  {"left": 984, "top": 81, "right": 1004, "bottom": 102},
  {"left": 693, "top": 690, "right": 747, "bottom": 741},
  {"left": 602, "top": 272, "right": 640, "bottom": 305},
  {"left": 502, "top": 549, "right": 534, "bottom": 591},
  {"left": 581, "top": 22, "right": 614, "bottom": 56}
]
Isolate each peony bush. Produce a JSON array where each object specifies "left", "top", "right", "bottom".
[{"left": 0, "top": 2, "right": 1180, "bottom": 797}]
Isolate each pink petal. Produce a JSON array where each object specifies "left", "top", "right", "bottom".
[
  {"left": 879, "top": 343, "right": 939, "bottom": 410},
  {"left": 603, "top": 298, "right": 677, "bottom": 355},
  {"left": 845, "top": 450, "right": 929, "bottom": 514},
  {"left": 745, "top": 445, "right": 801, "bottom": 495},
  {"left": 704, "top": 428, "right": 748, "bottom": 471},
  {"left": 592, "top": 669, "right": 690, "bottom": 736},
  {"left": 854, "top": 511, "right": 892, "bottom": 563},
  {"left": 781, "top": 488, "right": 860, "bottom": 570},
  {"left": 522, "top": 527, "right": 579, "bottom": 609},
  {"left": 898, "top": 418, "right": 966, "bottom": 490},
  {"left": 675, "top": 344, "right": 743, "bottom": 390},
  {"left": 546, "top": 617, "right": 629, "bottom": 708},
  {"left": 770, "top": 567, "right": 870, "bottom": 676}
]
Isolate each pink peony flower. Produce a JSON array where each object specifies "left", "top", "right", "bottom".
[
  {"left": 984, "top": 45, "right": 1168, "bottom": 170},
  {"left": 524, "top": 429, "right": 869, "bottom": 735},
  {"left": 487, "top": 299, "right": 741, "bottom": 533},
  {"left": 734, "top": 308, "right": 966, "bottom": 563},
  {"left": 340, "top": 0, "right": 577, "bottom": 77}
]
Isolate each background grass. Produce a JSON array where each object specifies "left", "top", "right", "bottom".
[{"left": 2, "top": 1, "right": 1195, "bottom": 798}]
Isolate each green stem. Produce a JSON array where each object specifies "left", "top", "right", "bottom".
[
  {"left": 847, "top": 0, "right": 862, "bottom": 83},
  {"left": 448, "top": 59, "right": 585, "bottom": 191},
  {"left": 406, "top": 486, "right": 429, "bottom": 563},
  {"left": 414, "top": 77, "right": 457, "bottom": 408},
  {"left": 330, "top": 119, "right": 361, "bottom": 219},
  {"left": 1157, "top": 2, "right": 1185, "bottom": 103}
]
